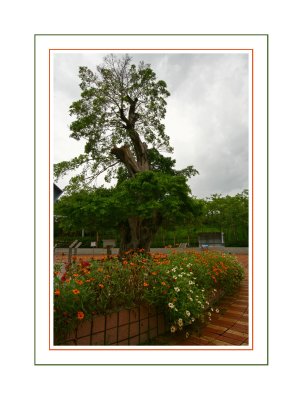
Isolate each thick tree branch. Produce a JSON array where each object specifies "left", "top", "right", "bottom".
[{"left": 111, "top": 145, "right": 141, "bottom": 177}]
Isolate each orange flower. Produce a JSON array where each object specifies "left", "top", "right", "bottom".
[
  {"left": 73, "top": 273, "right": 79, "bottom": 277},
  {"left": 161, "top": 282, "right": 166, "bottom": 286},
  {"left": 99, "top": 283, "right": 105, "bottom": 289},
  {"left": 77, "top": 311, "right": 85, "bottom": 320},
  {"left": 72, "top": 289, "right": 80, "bottom": 295},
  {"left": 151, "top": 271, "right": 158, "bottom": 276},
  {"left": 143, "top": 282, "right": 149, "bottom": 287},
  {"left": 54, "top": 289, "right": 60, "bottom": 296},
  {"left": 75, "top": 280, "right": 84, "bottom": 285}
]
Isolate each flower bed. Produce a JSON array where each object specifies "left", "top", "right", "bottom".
[{"left": 54, "top": 250, "right": 244, "bottom": 345}]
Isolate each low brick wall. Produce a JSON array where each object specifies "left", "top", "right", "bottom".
[{"left": 59, "top": 305, "right": 167, "bottom": 346}]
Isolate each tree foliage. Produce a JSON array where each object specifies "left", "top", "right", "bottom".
[
  {"left": 55, "top": 171, "right": 195, "bottom": 246},
  {"left": 54, "top": 54, "right": 179, "bottom": 190},
  {"left": 194, "top": 190, "right": 249, "bottom": 245}
]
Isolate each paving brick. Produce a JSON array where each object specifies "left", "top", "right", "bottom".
[
  {"left": 223, "top": 309, "right": 243, "bottom": 315},
  {"left": 181, "top": 337, "right": 211, "bottom": 345},
  {"left": 221, "top": 311, "right": 243, "bottom": 319},
  {"left": 201, "top": 336, "right": 219, "bottom": 344},
  {"left": 228, "top": 305, "right": 248, "bottom": 311},
  {"left": 206, "top": 324, "right": 229, "bottom": 334},
  {"left": 202, "top": 326, "right": 226, "bottom": 336},
  {"left": 202, "top": 333, "right": 222, "bottom": 342},
  {"left": 232, "top": 324, "right": 249, "bottom": 333},
  {"left": 223, "top": 330, "right": 248, "bottom": 340},
  {"left": 211, "top": 339, "right": 237, "bottom": 346},
  {"left": 207, "top": 320, "right": 234, "bottom": 329},
  {"left": 219, "top": 335, "right": 244, "bottom": 345},
  {"left": 235, "top": 320, "right": 249, "bottom": 326},
  {"left": 218, "top": 316, "right": 237, "bottom": 323}
]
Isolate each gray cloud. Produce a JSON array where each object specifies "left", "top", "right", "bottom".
[{"left": 54, "top": 52, "right": 249, "bottom": 198}]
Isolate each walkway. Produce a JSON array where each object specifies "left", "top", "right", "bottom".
[{"left": 153, "top": 255, "right": 249, "bottom": 346}]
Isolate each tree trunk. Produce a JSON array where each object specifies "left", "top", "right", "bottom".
[
  {"left": 112, "top": 94, "right": 158, "bottom": 255},
  {"left": 119, "top": 214, "right": 162, "bottom": 255}
]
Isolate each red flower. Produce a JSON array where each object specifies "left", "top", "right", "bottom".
[
  {"left": 80, "top": 260, "right": 90, "bottom": 267},
  {"left": 77, "top": 311, "right": 85, "bottom": 320}
]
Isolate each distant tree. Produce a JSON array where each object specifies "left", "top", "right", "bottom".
[
  {"left": 196, "top": 190, "right": 249, "bottom": 245},
  {"left": 54, "top": 54, "right": 197, "bottom": 253}
]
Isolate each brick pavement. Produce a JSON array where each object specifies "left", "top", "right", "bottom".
[{"left": 153, "top": 255, "right": 249, "bottom": 346}]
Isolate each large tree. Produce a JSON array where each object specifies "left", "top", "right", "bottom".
[{"left": 54, "top": 54, "right": 197, "bottom": 253}]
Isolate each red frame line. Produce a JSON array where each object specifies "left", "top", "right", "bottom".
[{"left": 48, "top": 48, "right": 254, "bottom": 352}]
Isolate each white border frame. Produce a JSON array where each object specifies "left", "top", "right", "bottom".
[{"left": 35, "top": 34, "right": 267, "bottom": 365}]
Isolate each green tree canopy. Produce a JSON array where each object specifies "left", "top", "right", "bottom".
[{"left": 55, "top": 54, "right": 175, "bottom": 189}]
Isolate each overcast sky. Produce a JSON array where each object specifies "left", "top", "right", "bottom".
[{"left": 53, "top": 52, "right": 249, "bottom": 199}]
